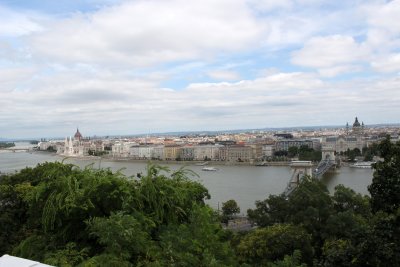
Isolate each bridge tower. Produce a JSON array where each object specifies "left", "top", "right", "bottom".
[
  {"left": 322, "top": 146, "right": 335, "bottom": 162},
  {"left": 283, "top": 161, "right": 313, "bottom": 196},
  {"left": 313, "top": 146, "right": 337, "bottom": 179}
]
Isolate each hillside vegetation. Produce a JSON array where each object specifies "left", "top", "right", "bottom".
[{"left": 0, "top": 137, "right": 399, "bottom": 266}]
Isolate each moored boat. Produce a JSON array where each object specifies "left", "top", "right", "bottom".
[
  {"left": 202, "top": 167, "right": 218, "bottom": 171},
  {"left": 350, "top": 162, "right": 375, "bottom": 168}
]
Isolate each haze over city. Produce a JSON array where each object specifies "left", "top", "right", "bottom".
[{"left": 1, "top": 0, "right": 400, "bottom": 138}]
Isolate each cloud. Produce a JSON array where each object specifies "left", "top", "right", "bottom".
[
  {"left": 29, "top": 0, "right": 264, "bottom": 67},
  {"left": 247, "top": 0, "right": 293, "bottom": 12},
  {"left": 207, "top": 70, "right": 240, "bottom": 81},
  {"left": 0, "top": 6, "right": 44, "bottom": 36},
  {"left": 0, "top": 1, "right": 400, "bottom": 137},
  {"left": 371, "top": 53, "right": 400, "bottom": 73},
  {"left": 0, "top": 66, "right": 399, "bottom": 138},
  {"left": 291, "top": 35, "right": 369, "bottom": 76}
]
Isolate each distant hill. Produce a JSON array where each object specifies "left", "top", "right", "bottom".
[{"left": 3, "top": 123, "right": 400, "bottom": 140}]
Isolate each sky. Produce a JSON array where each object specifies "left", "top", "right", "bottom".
[{"left": 0, "top": 0, "right": 399, "bottom": 138}]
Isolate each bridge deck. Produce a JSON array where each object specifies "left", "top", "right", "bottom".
[
  {"left": 283, "top": 158, "right": 336, "bottom": 196},
  {"left": 313, "top": 159, "right": 336, "bottom": 179}
]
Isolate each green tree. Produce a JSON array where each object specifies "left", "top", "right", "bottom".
[
  {"left": 154, "top": 205, "right": 236, "bottom": 267},
  {"left": 85, "top": 212, "right": 154, "bottom": 263},
  {"left": 236, "top": 224, "right": 313, "bottom": 266},
  {"left": 332, "top": 184, "right": 371, "bottom": 217},
  {"left": 1, "top": 162, "right": 222, "bottom": 266},
  {"left": 368, "top": 137, "right": 400, "bottom": 213},
  {"left": 321, "top": 239, "right": 356, "bottom": 267},
  {"left": 221, "top": 199, "right": 240, "bottom": 223},
  {"left": 269, "top": 250, "right": 307, "bottom": 267},
  {"left": 298, "top": 146, "right": 321, "bottom": 162},
  {"left": 288, "top": 147, "right": 298, "bottom": 158},
  {"left": 247, "top": 194, "right": 290, "bottom": 227}
]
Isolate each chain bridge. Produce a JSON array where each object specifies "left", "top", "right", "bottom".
[{"left": 283, "top": 146, "right": 337, "bottom": 197}]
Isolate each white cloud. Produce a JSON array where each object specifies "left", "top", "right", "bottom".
[
  {"left": 207, "top": 70, "right": 240, "bottom": 81},
  {"left": 0, "top": 66, "right": 399, "bottom": 137},
  {"left": 1, "top": 1, "right": 400, "bottom": 137},
  {"left": 318, "top": 65, "right": 363, "bottom": 78},
  {"left": 291, "top": 35, "right": 369, "bottom": 76},
  {"left": 371, "top": 53, "right": 400, "bottom": 73},
  {"left": 29, "top": 0, "right": 264, "bottom": 67},
  {"left": 247, "top": 0, "right": 293, "bottom": 12},
  {"left": 0, "top": 6, "right": 44, "bottom": 36}
]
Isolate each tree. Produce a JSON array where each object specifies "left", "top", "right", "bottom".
[
  {"left": 236, "top": 224, "right": 313, "bottom": 266},
  {"left": 288, "top": 146, "right": 298, "bottom": 158},
  {"left": 222, "top": 199, "right": 240, "bottom": 217},
  {"left": 247, "top": 194, "right": 290, "bottom": 227},
  {"left": 154, "top": 205, "right": 236, "bottom": 267},
  {"left": 321, "top": 239, "right": 356, "bottom": 267},
  {"left": 221, "top": 199, "right": 240, "bottom": 223},
  {"left": 1, "top": 162, "right": 227, "bottom": 266},
  {"left": 368, "top": 137, "right": 400, "bottom": 213},
  {"left": 332, "top": 184, "right": 371, "bottom": 217},
  {"left": 298, "top": 146, "right": 321, "bottom": 162}
]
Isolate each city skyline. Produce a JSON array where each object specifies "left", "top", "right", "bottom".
[{"left": 1, "top": 1, "right": 400, "bottom": 138}]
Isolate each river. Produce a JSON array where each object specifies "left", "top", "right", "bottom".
[{"left": 0, "top": 142, "right": 373, "bottom": 213}]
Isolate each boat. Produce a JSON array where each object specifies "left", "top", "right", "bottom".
[
  {"left": 202, "top": 167, "right": 218, "bottom": 171},
  {"left": 255, "top": 162, "right": 268, "bottom": 166},
  {"left": 350, "top": 162, "right": 375, "bottom": 168},
  {"left": 195, "top": 162, "right": 209, "bottom": 166}
]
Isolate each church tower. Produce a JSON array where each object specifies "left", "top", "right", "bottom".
[
  {"left": 352, "top": 117, "right": 361, "bottom": 135},
  {"left": 74, "top": 128, "right": 83, "bottom": 141}
]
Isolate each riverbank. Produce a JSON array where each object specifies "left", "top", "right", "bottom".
[
  {"left": 86, "top": 156, "right": 295, "bottom": 167},
  {"left": 1, "top": 150, "right": 374, "bottom": 211}
]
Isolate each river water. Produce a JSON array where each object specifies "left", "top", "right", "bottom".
[{"left": 0, "top": 142, "right": 373, "bottom": 213}]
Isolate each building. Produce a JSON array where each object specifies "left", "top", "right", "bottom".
[
  {"left": 351, "top": 117, "right": 365, "bottom": 135},
  {"left": 151, "top": 146, "right": 164, "bottom": 160},
  {"left": 275, "top": 139, "right": 314, "bottom": 152},
  {"left": 138, "top": 145, "right": 153, "bottom": 159},
  {"left": 193, "top": 144, "right": 221, "bottom": 161},
  {"left": 63, "top": 128, "right": 91, "bottom": 156},
  {"left": 164, "top": 145, "right": 181, "bottom": 160},
  {"left": 262, "top": 144, "right": 275, "bottom": 158},
  {"left": 324, "top": 135, "right": 365, "bottom": 153},
  {"left": 112, "top": 142, "right": 136, "bottom": 158},
  {"left": 180, "top": 145, "right": 195, "bottom": 161},
  {"left": 226, "top": 145, "right": 253, "bottom": 162}
]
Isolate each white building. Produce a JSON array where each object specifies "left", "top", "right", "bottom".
[
  {"left": 151, "top": 146, "right": 164, "bottom": 160},
  {"left": 129, "top": 144, "right": 140, "bottom": 158},
  {"left": 193, "top": 145, "right": 222, "bottom": 161},
  {"left": 138, "top": 145, "right": 153, "bottom": 159},
  {"left": 112, "top": 142, "right": 136, "bottom": 158},
  {"left": 262, "top": 144, "right": 275, "bottom": 158}
]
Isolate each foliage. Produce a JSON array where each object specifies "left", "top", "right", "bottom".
[
  {"left": 269, "top": 250, "right": 307, "bottom": 267},
  {"left": 236, "top": 224, "right": 312, "bottom": 266},
  {"left": 0, "top": 142, "right": 15, "bottom": 148},
  {"left": 0, "top": 162, "right": 224, "bottom": 266},
  {"left": 1, "top": 136, "right": 400, "bottom": 266},
  {"left": 247, "top": 194, "right": 289, "bottom": 227},
  {"left": 46, "top": 146, "right": 57, "bottom": 152},
  {"left": 244, "top": 137, "right": 400, "bottom": 266},
  {"left": 368, "top": 137, "right": 400, "bottom": 213},
  {"left": 155, "top": 205, "right": 236, "bottom": 267},
  {"left": 298, "top": 145, "right": 322, "bottom": 162},
  {"left": 274, "top": 150, "right": 288, "bottom": 157},
  {"left": 287, "top": 147, "right": 298, "bottom": 158},
  {"left": 221, "top": 199, "right": 240, "bottom": 223}
]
